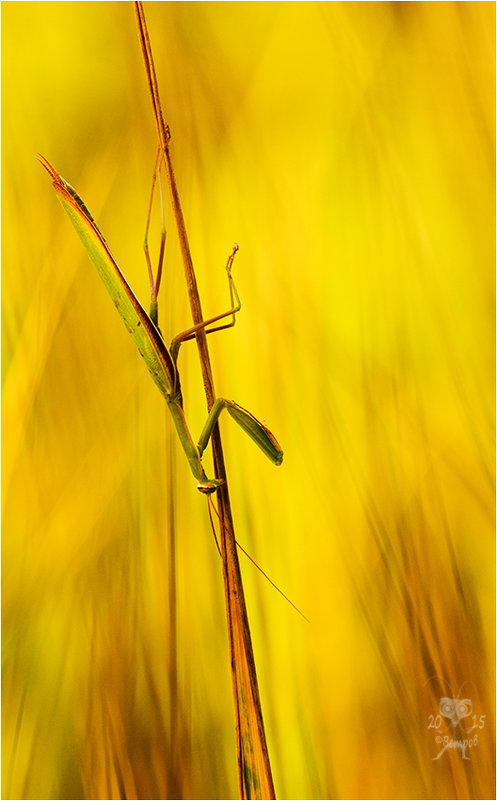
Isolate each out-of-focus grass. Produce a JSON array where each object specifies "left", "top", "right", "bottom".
[{"left": 2, "top": 2, "right": 495, "bottom": 799}]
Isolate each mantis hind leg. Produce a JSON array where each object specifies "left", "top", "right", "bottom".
[
  {"left": 143, "top": 158, "right": 238, "bottom": 342},
  {"left": 198, "top": 398, "right": 283, "bottom": 466},
  {"left": 169, "top": 244, "right": 241, "bottom": 364},
  {"left": 143, "top": 148, "right": 166, "bottom": 328}
]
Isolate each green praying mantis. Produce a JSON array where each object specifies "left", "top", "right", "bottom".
[{"left": 38, "top": 155, "right": 283, "bottom": 493}]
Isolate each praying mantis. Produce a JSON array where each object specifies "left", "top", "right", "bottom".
[{"left": 38, "top": 155, "right": 283, "bottom": 493}]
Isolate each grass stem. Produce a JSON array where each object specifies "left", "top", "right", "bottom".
[{"left": 134, "top": 4, "right": 276, "bottom": 797}]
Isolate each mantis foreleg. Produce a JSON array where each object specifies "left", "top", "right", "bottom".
[
  {"left": 198, "top": 398, "right": 283, "bottom": 466},
  {"left": 167, "top": 399, "right": 224, "bottom": 493}
]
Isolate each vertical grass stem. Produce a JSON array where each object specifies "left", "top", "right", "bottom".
[{"left": 134, "top": 3, "right": 276, "bottom": 797}]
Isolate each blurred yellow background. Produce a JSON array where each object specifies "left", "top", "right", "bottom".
[{"left": 2, "top": 2, "right": 495, "bottom": 799}]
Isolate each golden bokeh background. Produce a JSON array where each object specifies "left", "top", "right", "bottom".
[{"left": 2, "top": 2, "right": 495, "bottom": 799}]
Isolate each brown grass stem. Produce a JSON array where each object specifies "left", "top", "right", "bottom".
[{"left": 134, "top": 3, "right": 276, "bottom": 798}]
